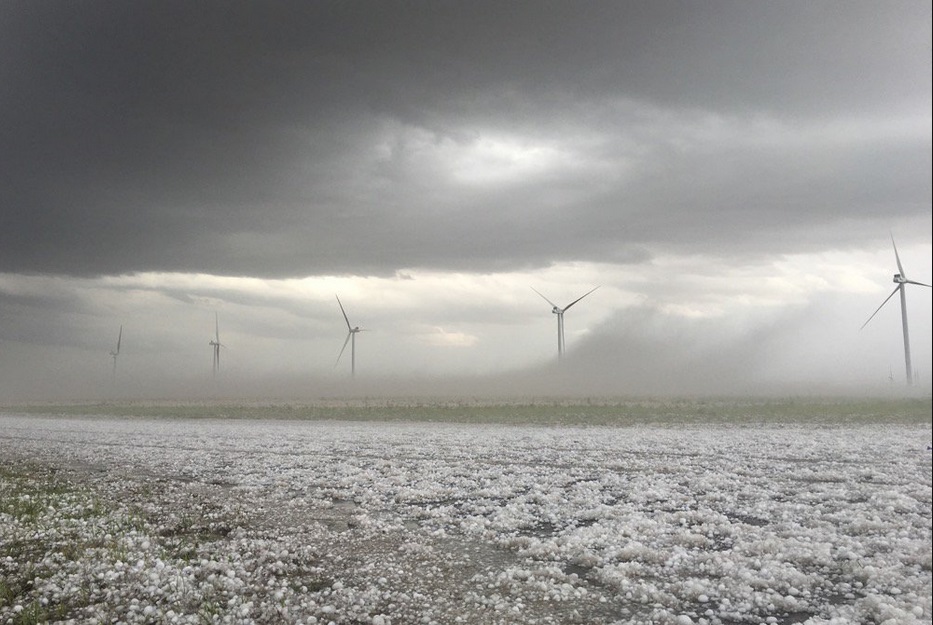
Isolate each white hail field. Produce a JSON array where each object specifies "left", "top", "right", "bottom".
[{"left": 0, "top": 414, "right": 930, "bottom": 625}]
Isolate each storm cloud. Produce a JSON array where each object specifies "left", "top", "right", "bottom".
[{"left": 0, "top": 1, "right": 930, "bottom": 399}]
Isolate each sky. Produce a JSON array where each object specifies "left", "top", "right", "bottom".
[{"left": 1, "top": 0, "right": 931, "bottom": 401}]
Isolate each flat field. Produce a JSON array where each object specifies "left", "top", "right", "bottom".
[{"left": 1, "top": 398, "right": 930, "bottom": 625}]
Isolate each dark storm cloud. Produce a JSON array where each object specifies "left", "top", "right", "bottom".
[{"left": 1, "top": 1, "right": 930, "bottom": 278}]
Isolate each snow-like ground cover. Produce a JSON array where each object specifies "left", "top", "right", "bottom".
[{"left": 1, "top": 413, "right": 930, "bottom": 625}]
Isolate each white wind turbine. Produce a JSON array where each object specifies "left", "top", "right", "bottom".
[
  {"left": 532, "top": 286, "right": 599, "bottom": 363},
  {"left": 209, "top": 313, "right": 223, "bottom": 377},
  {"left": 335, "top": 295, "right": 364, "bottom": 377},
  {"left": 110, "top": 324, "right": 122, "bottom": 380},
  {"left": 861, "top": 236, "right": 931, "bottom": 386}
]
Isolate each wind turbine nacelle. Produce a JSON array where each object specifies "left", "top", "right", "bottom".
[{"left": 893, "top": 273, "right": 906, "bottom": 283}]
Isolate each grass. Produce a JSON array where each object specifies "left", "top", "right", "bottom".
[
  {"left": 1, "top": 458, "right": 338, "bottom": 624},
  {"left": 0, "top": 463, "right": 195, "bottom": 623},
  {"left": 1, "top": 462, "right": 207, "bottom": 622},
  {"left": 0, "top": 464, "right": 90, "bottom": 623},
  {"left": 3, "top": 395, "right": 931, "bottom": 425}
]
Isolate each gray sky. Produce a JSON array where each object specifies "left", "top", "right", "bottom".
[{"left": 1, "top": 0, "right": 930, "bottom": 400}]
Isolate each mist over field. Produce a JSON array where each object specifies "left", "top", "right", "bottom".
[
  {"left": 3, "top": 368, "right": 931, "bottom": 407},
  {"left": 3, "top": 300, "right": 932, "bottom": 403}
]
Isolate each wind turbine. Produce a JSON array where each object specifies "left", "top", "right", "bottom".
[
  {"left": 861, "top": 236, "right": 931, "bottom": 386},
  {"left": 209, "top": 313, "right": 223, "bottom": 377},
  {"left": 335, "top": 295, "right": 363, "bottom": 377},
  {"left": 110, "top": 324, "right": 122, "bottom": 380},
  {"left": 532, "top": 286, "right": 599, "bottom": 363}
]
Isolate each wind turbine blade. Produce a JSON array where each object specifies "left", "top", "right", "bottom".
[
  {"left": 335, "top": 332, "right": 352, "bottom": 367},
  {"left": 860, "top": 286, "right": 900, "bottom": 330},
  {"left": 563, "top": 286, "right": 600, "bottom": 311},
  {"left": 215, "top": 313, "right": 220, "bottom": 343},
  {"left": 336, "top": 295, "right": 353, "bottom": 331},
  {"left": 531, "top": 287, "right": 559, "bottom": 309},
  {"left": 890, "top": 235, "right": 906, "bottom": 279},
  {"left": 116, "top": 325, "right": 122, "bottom": 354},
  {"left": 904, "top": 279, "right": 931, "bottom": 288}
]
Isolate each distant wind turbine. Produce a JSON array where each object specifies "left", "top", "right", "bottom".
[
  {"left": 532, "top": 286, "right": 599, "bottom": 363},
  {"left": 861, "top": 236, "right": 931, "bottom": 386},
  {"left": 110, "top": 324, "right": 122, "bottom": 380},
  {"left": 335, "top": 295, "right": 364, "bottom": 377},
  {"left": 209, "top": 313, "right": 223, "bottom": 377}
]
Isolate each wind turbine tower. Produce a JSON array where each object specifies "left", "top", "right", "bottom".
[
  {"left": 861, "top": 236, "right": 931, "bottom": 385},
  {"left": 335, "top": 295, "right": 363, "bottom": 377},
  {"left": 110, "top": 325, "right": 122, "bottom": 380},
  {"left": 532, "top": 286, "right": 599, "bottom": 363},
  {"left": 209, "top": 313, "right": 223, "bottom": 377}
]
